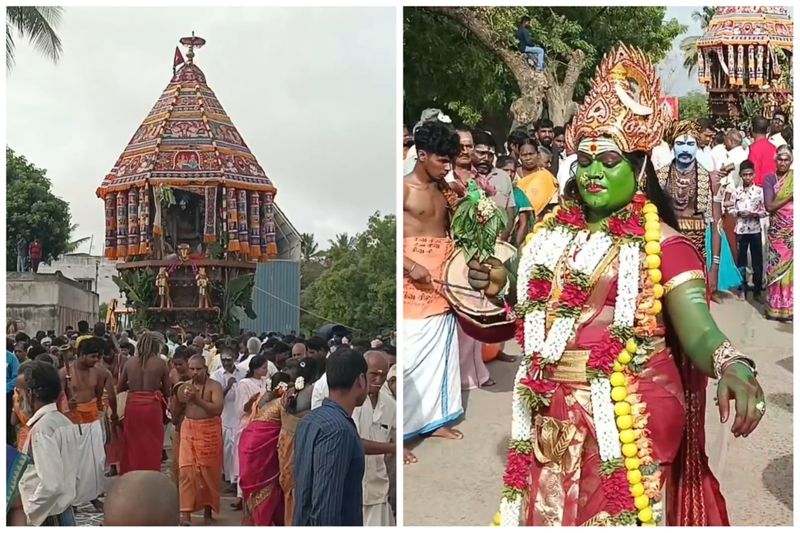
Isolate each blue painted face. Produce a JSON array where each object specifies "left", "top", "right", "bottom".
[{"left": 673, "top": 134, "right": 697, "bottom": 169}]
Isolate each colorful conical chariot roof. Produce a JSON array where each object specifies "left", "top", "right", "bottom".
[
  {"left": 697, "top": 6, "right": 793, "bottom": 49},
  {"left": 96, "top": 37, "right": 276, "bottom": 197}
]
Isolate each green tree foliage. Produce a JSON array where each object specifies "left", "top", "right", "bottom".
[
  {"left": 300, "top": 213, "right": 395, "bottom": 339},
  {"left": 678, "top": 91, "right": 710, "bottom": 121},
  {"left": 6, "top": 147, "right": 74, "bottom": 271},
  {"left": 6, "top": 6, "right": 63, "bottom": 70},
  {"left": 405, "top": 7, "right": 684, "bottom": 132}
]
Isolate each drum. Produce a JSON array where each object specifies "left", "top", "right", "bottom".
[{"left": 442, "top": 241, "right": 517, "bottom": 344}]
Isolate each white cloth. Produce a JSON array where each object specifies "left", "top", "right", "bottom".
[
  {"left": 651, "top": 140, "right": 673, "bottom": 171},
  {"left": 234, "top": 378, "right": 266, "bottom": 430},
  {"left": 769, "top": 132, "right": 788, "bottom": 148},
  {"left": 403, "top": 313, "right": 462, "bottom": 439},
  {"left": 556, "top": 152, "right": 577, "bottom": 194},
  {"left": 235, "top": 355, "right": 278, "bottom": 379},
  {"left": 210, "top": 367, "right": 246, "bottom": 482},
  {"left": 19, "top": 403, "right": 81, "bottom": 526},
  {"left": 721, "top": 145, "right": 750, "bottom": 192},
  {"left": 311, "top": 374, "right": 329, "bottom": 410},
  {"left": 353, "top": 389, "right": 396, "bottom": 527},
  {"left": 697, "top": 145, "right": 716, "bottom": 172},
  {"left": 72, "top": 417, "right": 105, "bottom": 504},
  {"left": 222, "top": 425, "right": 238, "bottom": 483},
  {"left": 710, "top": 143, "right": 728, "bottom": 172}
]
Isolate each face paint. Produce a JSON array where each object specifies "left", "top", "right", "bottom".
[
  {"left": 575, "top": 137, "right": 637, "bottom": 217},
  {"left": 684, "top": 286, "right": 708, "bottom": 307},
  {"left": 673, "top": 134, "right": 698, "bottom": 170}
]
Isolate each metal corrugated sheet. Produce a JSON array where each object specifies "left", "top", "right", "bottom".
[{"left": 240, "top": 260, "right": 301, "bottom": 335}]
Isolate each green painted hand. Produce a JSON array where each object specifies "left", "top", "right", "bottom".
[{"left": 716, "top": 362, "right": 764, "bottom": 438}]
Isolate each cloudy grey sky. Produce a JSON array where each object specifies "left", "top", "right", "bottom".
[{"left": 7, "top": 7, "right": 396, "bottom": 254}]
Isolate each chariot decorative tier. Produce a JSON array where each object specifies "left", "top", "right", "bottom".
[
  {"left": 97, "top": 35, "right": 276, "bottom": 332},
  {"left": 696, "top": 6, "right": 793, "bottom": 123}
]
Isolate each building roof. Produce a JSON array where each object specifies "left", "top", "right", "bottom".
[
  {"left": 96, "top": 36, "right": 276, "bottom": 197},
  {"left": 697, "top": 6, "right": 793, "bottom": 49}
]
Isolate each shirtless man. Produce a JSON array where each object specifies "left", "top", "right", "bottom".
[
  {"left": 403, "top": 120, "right": 463, "bottom": 465},
  {"left": 60, "top": 336, "right": 116, "bottom": 510},
  {"left": 172, "top": 355, "right": 223, "bottom": 526},
  {"left": 169, "top": 346, "right": 192, "bottom": 483},
  {"left": 99, "top": 338, "right": 124, "bottom": 476},
  {"left": 118, "top": 331, "right": 171, "bottom": 475}
]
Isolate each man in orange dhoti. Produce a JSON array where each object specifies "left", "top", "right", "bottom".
[
  {"left": 173, "top": 355, "right": 224, "bottom": 526},
  {"left": 61, "top": 337, "right": 117, "bottom": 511}
]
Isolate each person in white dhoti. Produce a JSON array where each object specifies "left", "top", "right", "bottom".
[
  {"left": 60, "top": 336, "right": 117, "bottom": 511},
  {"left": 403, "top": 121, "right": 465, "bottom": 465},
  {"left": 209, "top": 347, "right": 246, "bottom": 500},
  {"left": 353, "top": 352, "right": 396, "bottom": 526}
]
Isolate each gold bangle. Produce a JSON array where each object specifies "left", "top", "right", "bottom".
[{"left": 663, "top": 269, "right": 705, "bottom": 296}]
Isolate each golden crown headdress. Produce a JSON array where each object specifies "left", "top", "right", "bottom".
[
  {"left": 565, "top": 44, "right": 666, "bottom": 155},
  {"left": 663, "top": 119, "right": 701, "bottom": 145}
]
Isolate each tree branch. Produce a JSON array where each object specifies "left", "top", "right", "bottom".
[{"left": 425, "top": 6, "right": 536, "bottom": 91}]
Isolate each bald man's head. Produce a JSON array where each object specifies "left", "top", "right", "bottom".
[
  {"left": 104, "top": 471, "right": 178, "bottom": 526},
  {"left": 364, "top": 350, "right": 389, "bottom": 394}
]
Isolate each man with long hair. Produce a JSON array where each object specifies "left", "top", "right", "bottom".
[{"left": 118, "top": 331, "right": 171, "bottom": 474}]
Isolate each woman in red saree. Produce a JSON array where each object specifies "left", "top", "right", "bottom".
[
  {"left": 238, "top": 373, "right": 290, "bottom": 526},
  {"left": 762, "top": 146, "right": 793, "bottom": 322}
]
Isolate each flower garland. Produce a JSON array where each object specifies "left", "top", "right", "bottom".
[{"left": 493, "top": 194, "right": 665, "bottom": 527}]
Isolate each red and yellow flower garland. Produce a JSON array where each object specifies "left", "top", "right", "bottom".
[{"left": 494, "top": 193, "right": 665, "bottom": 526}]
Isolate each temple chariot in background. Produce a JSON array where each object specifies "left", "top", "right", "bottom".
[
  {"left": 97, "top": 35, "right": 284, "bottom": 333},
  {"left": 696, "top": 6, "right": 793, "bottom": 127}
]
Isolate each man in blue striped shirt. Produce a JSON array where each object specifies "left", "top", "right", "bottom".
[{"left": 293, "top": 348, "right": 368, "bottom": 526}]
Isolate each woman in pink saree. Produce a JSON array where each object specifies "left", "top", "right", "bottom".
[
  {"left": 237, "top": 373, "right": 290, "bottom": 526},
  {"left": 762, "top": 146, "right": 793, "bottom": 322}
]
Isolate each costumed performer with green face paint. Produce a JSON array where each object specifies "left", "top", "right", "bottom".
[{"left": 466, "top": 45, "right": 764, "bottom": 527}]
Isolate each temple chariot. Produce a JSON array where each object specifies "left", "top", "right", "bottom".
[
  {"left": 97, "top": 35, "right": 292, "bottom": 333},
  {"left": 696, "top": 6, "right": 793, "bottom": 126}
]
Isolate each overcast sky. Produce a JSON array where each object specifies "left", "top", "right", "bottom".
[{"left": 6, "top": 7, "right": 396, "bottom": 254}]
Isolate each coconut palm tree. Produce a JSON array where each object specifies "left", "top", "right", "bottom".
[
  {"left": 300, "top": 232, "right": 324, "bottom": 263},
  {"left": 6, "top": 6, "right": 64, "bottom": 70},
  {"left": 326, "top": 233, "right": 355, "bottom": 263},
  {"left": 680, "top": 7, "right": 716, "bottom": 76}
]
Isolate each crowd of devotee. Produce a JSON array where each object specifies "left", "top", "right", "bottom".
[
  {"left": 6, "top": 323, "right": 397, "bottom": 526},
  {"left": 402, "top": 107, "right": 792, "bottom": 462}
]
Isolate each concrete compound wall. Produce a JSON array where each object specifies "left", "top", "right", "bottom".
[
  {"left": 38, "top": 253, "right": 121, "bottom": 306},
  {"left": 6, "top": 272, "right": 99, "bottom": 334}
]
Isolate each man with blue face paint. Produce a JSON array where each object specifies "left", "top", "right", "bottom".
[{"left": 657, "top": 121, "right": 725, "bottom": 294}]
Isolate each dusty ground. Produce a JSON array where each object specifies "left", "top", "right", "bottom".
[{"left": 403, "top": 297, "right": 793, "bottom": 526}]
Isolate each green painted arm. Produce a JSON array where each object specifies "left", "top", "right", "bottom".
[
  {"left": 663, "top": 279, "right": 727, "bottom": 377},
  {"left": 503, "top": 252, "right": 520, "bottom": 307}
]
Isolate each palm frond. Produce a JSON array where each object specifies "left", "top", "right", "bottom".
[{"left": 6, "top": 6, "right": 64, "bottom": 69}]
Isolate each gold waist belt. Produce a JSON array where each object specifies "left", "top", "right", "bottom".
[
  {"left": 678, "top": 218, "right": 706, "bottom": 232},
  {"left": 547, "top": 340, "right": 667, "bottom": 384}
]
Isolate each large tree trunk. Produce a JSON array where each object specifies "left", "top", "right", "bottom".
[
  {"left": 426, "top": 7, "right": 585, "bottom": 130},
  {"left": 544, "top": 49, "right": 585, "bottom": 126}
]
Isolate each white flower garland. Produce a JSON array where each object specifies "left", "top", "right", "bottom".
[
  {"left": 590, "top": 242, "right": 643, "bottom": 463},
  {"left": 501, "top": 225, "right": 616, "bottom": 526},
  {"left": 590, "top": 378, "right": 622, "bottom": 461}
]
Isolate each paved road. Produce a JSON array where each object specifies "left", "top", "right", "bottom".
[
  {"left": 403, "top": 297, "right": 792, "bottom": 526},
  {"left": 75, "top": 444, "right": 242, "bottom": 527}
]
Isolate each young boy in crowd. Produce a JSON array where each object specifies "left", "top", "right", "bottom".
[{"left": 726, "top": 160, "right": 769, "bottom": 301}]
